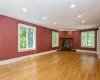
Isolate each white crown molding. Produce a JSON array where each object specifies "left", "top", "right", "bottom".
[
  {"left": 58, "top": 29, "right": 78, "bottom": 31},
  {"left": 58, "top": 26, "right": 98, "bottom": 31},
  {"left": 0, "top": 13, "right": 56, "bottom": 30},
  {"left": 0, "top": 50, "right": 57, "bottom": 65}
]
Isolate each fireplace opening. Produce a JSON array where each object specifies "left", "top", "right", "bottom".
[
  {"left": 58, "top": 38, "right": 76, "bottom": 51},
  {"left": 62, "top": 39, "right": 72, "bottom": 50}
]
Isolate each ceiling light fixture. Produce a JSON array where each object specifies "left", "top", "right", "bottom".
[
  {"left": 71, "top": 4, "right": 75, "bottom": 8},
  {"left": 43, "top": 17, "right": 46, "bottom": 20},
  {"left": 82, "top": 21, "right": 86, "bottom": 23},
  {"left": 22, "top": 8, "right": 27, "bottom": 12},
  {"left": 78, "top": 15, "right": 82, "bottom": 17},
  {"left": 54, "top": 22, "right": 56, "bottom": 24}
]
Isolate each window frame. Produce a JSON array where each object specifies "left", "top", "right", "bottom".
[
  {"left": 18, "top": 23, "right": 36, "bottom": 52},
  {"left": 81, "top": 31, "right": 95, "bottom": 48},
  {"left": 52, "top": 31, "right": 59, "bottom": 47}
]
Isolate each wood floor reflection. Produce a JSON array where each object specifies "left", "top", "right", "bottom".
[{"left": 0, "top": 51, "right": 100, "bottom": 80}]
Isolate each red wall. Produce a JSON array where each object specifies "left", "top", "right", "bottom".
[
  {"left": 59, "top": 31, "right": 73, "bottom": 38},
  {"left": 0, "top": 15, "right": 58, "bottom": 60},
  {"left": 59, "top": 30, "right": 97, "bottom": 51},
  {"left": 72, "top": 31, "right": 80, "bottom": 49}
]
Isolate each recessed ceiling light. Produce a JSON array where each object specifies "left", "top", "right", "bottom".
[
  {"left": 22, "top": 8, "right": 27, "bottom": 12},
  {"left": 71, "top": 4, "right": 75, "bottom": 8},
  {"left": 82, "top": 21, "right": 86, "bottom": 23},
  {"left": 78, "top": 15, "right": 82, "bottom": 17},
  {"left": 43, "top": 17, "right": 46, "bottom": 20},
  {"left": 54, "top": 22, "right": 56, "bottom": 24}
]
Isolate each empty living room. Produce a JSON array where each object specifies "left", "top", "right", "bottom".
[{"left": 0, "top": 0, "right": 100, "bottom": 80}]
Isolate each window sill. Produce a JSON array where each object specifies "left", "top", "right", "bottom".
[
  {"left": 52, "top": 46, "right": 58, "bottom": 48},
  {"left": 81, "top": 46, "right": 95, "bottom": 48},
  {"left": 18, "top": 48, "right": 36, "bottom": 52}
]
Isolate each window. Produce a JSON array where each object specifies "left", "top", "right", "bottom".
[
  {"left": 18, "top": 23, "right": 36, "bottom": 52},
  {"left": 52, "top": 31, "right": 59, "bottom": 47},
  {"left": 81, "top": 31, "right": 95, "bottom": 48}
]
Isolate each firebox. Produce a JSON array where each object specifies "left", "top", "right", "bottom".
[{"left": 58, "top": 38, "right": 76, "bottom": 51}]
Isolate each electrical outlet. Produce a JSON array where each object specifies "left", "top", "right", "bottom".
[{"left": 34, "top": 51, "right": 35, "bottom": 53}]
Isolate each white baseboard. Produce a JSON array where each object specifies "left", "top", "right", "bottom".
[
  {"left": 97, "top": 54, "right": 100, "bottom": 59},
  {"left": 0, "top": 50, "right": 57, "bottom": 65},
  {"left": 76, "top": 49, "right": 100, "bottom": 59},
  {"left": 76, "top": 49, "right": 97, "bottom": 54}
]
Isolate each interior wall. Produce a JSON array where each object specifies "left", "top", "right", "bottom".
[
  {"left": 97, "top": 30, "right": 99, "bottom": 54},
  {"left": 97, "top": 28, "right": 100, "bottom": 59},
  {"left": 0, "top": 15, "right": 58, "bottom": 60},
  {"left": 59, "top": 30, "right": 97, "bottom": 51}
]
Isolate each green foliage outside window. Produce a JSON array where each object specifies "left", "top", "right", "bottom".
[
  {"left": 52, "top": 32, "right": 59, "bottom": 47},
  {"left": 18, "top": 23, "right": 36, "bottom": 52},
  {"left": 81, "top": 31, "right": 95, "bottom": 48},
  {"left": 20, "top": 27, "right": 27, "bottom": 48},
  {"left": 28, "top": 28, "right": 33, "bottom": 48},
  {"left": 20, "top": 26, "right": 34, "bottom": 49}
]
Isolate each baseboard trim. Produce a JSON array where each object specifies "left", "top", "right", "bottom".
[
  {"left": 76, "top": 49, "right": 97, "bottom": 54},
  {"left": 0, "top": 50, "right": 57, "bottom": 65},
  {"left": 97, "top": 54, "right": 100, "bottom": 59}
]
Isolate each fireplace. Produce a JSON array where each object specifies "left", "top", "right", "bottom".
[
  {"left": 58, "top": 38, "right": 76, "bottom": 51},
  {"left": 62, "top": 39, "right": 72, "bottom": 50}
]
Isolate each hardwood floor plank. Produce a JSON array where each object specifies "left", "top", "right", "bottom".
[{"left": 0, "top": 51, "right": 100, "bottom": 80}]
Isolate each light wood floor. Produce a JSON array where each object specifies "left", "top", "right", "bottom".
[{"left": 0, "top": 51, "right": 100, "bottom": 80}]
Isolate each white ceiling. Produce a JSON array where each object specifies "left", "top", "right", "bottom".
[{"left": 0, "top": 0, "right": 100, "bottom": 31}]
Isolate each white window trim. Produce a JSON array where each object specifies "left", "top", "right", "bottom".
[
  {"left": 52, "top": 31, "right": 59, "bottom": 47},
  {"left": 81, "top": 31, "right": 95, "bottom": 48},
  {"left": 18, "top": 23, "right": 36, "bottom": 52}
]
